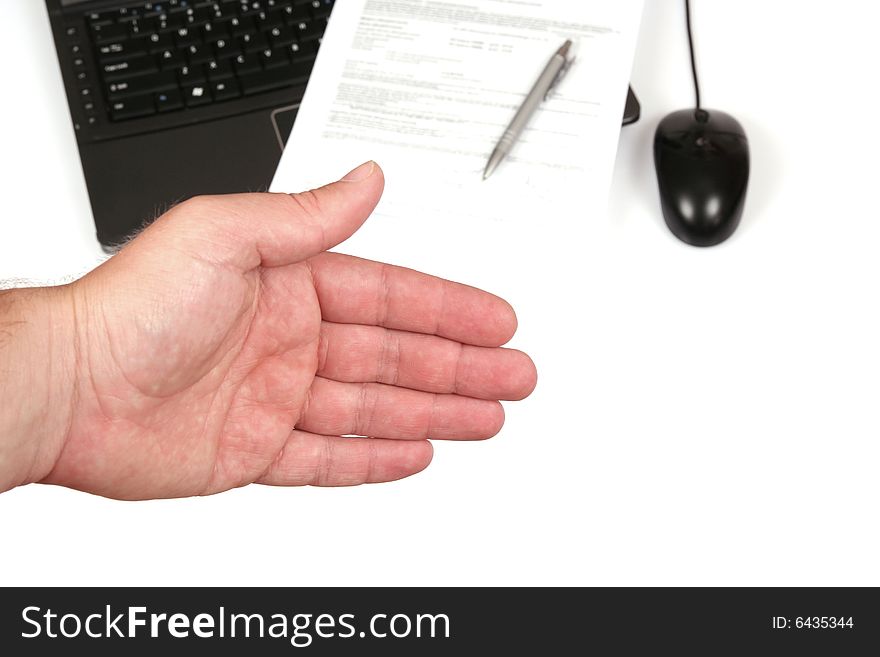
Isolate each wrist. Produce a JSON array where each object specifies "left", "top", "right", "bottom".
[{"left": 0, "top": 284, "right": 77, "bottom": 492}]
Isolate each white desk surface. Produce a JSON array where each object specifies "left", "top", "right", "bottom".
[{"left": 2, "top": 1, "right": 879, "bottom": 586}]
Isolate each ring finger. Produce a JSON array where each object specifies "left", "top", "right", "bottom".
[{"left": 298, "top": 376, "right": 505, "bottom": 440}]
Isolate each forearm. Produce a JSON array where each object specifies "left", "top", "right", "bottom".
[{"left": 0, "top": 286, "right": 76, "bottom": 493}]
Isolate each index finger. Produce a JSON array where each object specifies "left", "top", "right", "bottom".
[{"left": 306, "top": 252, "right": 518, "bottom": 347}]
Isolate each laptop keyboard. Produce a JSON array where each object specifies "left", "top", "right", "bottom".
[{"left": 84, "top": 0, "right": 334, "bottom": 122}]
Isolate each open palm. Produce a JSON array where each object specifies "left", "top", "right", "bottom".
[{"left": 44, "top": 163, "right": 536, "bottom": 499}]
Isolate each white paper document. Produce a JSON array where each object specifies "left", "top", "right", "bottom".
[{"left": 272, "top": 0, "right": 643, "bottom": 248}]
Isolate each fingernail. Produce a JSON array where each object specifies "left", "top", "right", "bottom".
[{"left": 340, "top": 161, "right": 375, "bottom": 182}]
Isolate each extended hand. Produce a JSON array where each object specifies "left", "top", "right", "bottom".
[{"left": 29, "top": 162, "right": 535, "bottom": 499}]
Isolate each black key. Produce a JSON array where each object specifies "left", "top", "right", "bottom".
[
  {"left": 288, "top": 40, "right": 317, "bottom": 63},
  {"left": 255, "top": 10, "right": 284, "bottom": 31},
  {"left": 239, "top": 62, "right": 311, "bottom": 95},
  {"left": 91, "top": 23, "right": 130, "bottom": 45},
  {"left": 229, "top": 16, "right": 256, "bottom": 36},
  {"left": 102, "top": 55, "right": 159, "bottom": 82},
  {"left": 86, "top": 11, "right": 114, "bottom": 27},
  {"left": 164, "top": 11, "right": 188, "bottom": 28},
  {"left": 232, "top": 53, "right": 261, "bottom": 75},
  {"left": 183, "top": 83, "right": 212, "bottom": 107},
  {"left": 310, "top": 0, "right": 333, "bottom": 19},
  {"left": 282, "top": 5, "right": 310, "bottom": 24},
  {"left": 212, "top": 78, "right": 241, "bottom": 101},
  {"left": 146, "top": 32, "right": 175, "bottom": 52},
  {"left": 156, "top": 89, "right": 184, "bottom": 112},
  {"left": 240, "top": 32, "right": 269, "bottom": 53},
  {"left": 187, "top": 8, "right": 215, "bottom": 26},
  {"left": 129, "top": 18, "right": 157, "bottom": 35},
  {"left": 266, "top": 8, "right": 294, "bottom": 28},
  {"left": 186, "top": 43, "right": 214, "bottom": 64},
  {"left": 203, "top": 21, "right": 229, "bottom": 42},
  {"left": 174, "top": 26, "right": 202, "bottom": 47},
  {"left": 158, "top": 48, "right": 186, "bottom": 69},
  {"left": 107, "top": 71, "right": 177, "bottom": 99},
  {"left": 97, "top": 37, "right": 149, "bottom": 63},
  {"left": 213, "top": 37, "right": 238, "bottom": 59},
  {"left": 292, "top": 19, "right": 322, "bottom": 42},
  {"left": 109, "top": 94, "right": 155, "bottom": 121},
  {"left": 241, "top": 3, "right": 277, "bottom": 18},
  {"left": 268, "top": 25, "right": 297, "bottom": 47},
  {"left": 115, "top": 6, "right": 137, "bottom": 20},
  {"left": 157, "top": 14, "right": 187, "bottom": 31},
  {"left": 206, "top": 58, "right": 235, "bottom": 80},
  {"left": 260, "top": 47, "right": 289, "bottom": 70},
  {"left": 179, "top": 64, "right": 208, "bottom": 85}
]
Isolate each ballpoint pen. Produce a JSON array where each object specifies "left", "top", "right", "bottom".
[{"left": 483, "top": 39, "right": 574, "bottom": 180}]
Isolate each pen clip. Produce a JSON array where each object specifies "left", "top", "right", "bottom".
[{"left": 545, "top": 54, "right": 575, "bottom": 101}]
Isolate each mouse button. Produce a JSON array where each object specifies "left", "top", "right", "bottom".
[
  {"left": 660, "top": 134, "right": 689, "bottom": 151},
  {"left": 710, "top": 134, "right": 750, "bottom": 161},
  {"left": 655, "top": 129, "right": 690, "bottom": 153}
]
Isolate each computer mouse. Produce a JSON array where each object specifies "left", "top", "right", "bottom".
[{"left": 654, "top": 108, "right": 750, "bottom": 246}]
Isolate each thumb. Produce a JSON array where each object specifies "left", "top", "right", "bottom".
[{"left": 167, "top": 161, "right": 384, "bottom": 269}]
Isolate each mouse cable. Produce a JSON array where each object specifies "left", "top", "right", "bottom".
[{"left": 685, "top": 0, "right": 702, "bottom": 110}]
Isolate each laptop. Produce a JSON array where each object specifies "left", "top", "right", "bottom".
[{"left": 46, "top": 0, "right": 639, "bottom": 249}]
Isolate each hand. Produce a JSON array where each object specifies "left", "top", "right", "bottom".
[{"left": 11, "top": 162, "right": 536, "bottom": 499}]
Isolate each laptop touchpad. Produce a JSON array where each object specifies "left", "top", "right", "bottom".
[{"left": 271, "top": 105, "right": 299, "bottom": 152}]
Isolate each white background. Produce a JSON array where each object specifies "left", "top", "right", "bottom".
[{"left": 2, "top": 0, "right": 879, "bottom": 586}]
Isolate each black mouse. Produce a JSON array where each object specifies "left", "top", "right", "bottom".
[{"left": 654, "top": 108, "right": 750, "bottom": 247}]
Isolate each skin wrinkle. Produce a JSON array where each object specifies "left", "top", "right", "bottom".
[
  {"left": 284, "top": 190, "right": 329, "bottom": 260},
  {"left": 297, "top": 381, "right": 314, "bottom": 433},
  {"left": 378, "top": 327, "right": 401, "bottom": 386},
  {"left": 433, "top": 278, "right": 447, "bottom": 339},
  {"left": 0, "top": 291, "right": 24, "bottom": 348},
  {"left": 204, "top": 269, "right": 265, "bottom": 493},
  {"left": 246, "top": 352, "right": 322, "bottom": 480},
  {"left": 30, "top": 291, "right": 59, "bottom": 484},
  {"left": 200, "top": 375, "right": 241, "bottom": 494},
  {"left": 180, "top": 268, "right": 257, "bottom": 395},
  {"left": 317, "top": 434, "right": 334, "bottom": 486},
  {"left": 354, "top": 382, "right": 370, "bottom": 436},
  {"left": 172, "top": 197, "right": 252, "bottom": 271},
  {"left": 211, "top": 378, "right": 283, "bottom": 489},
  {"left": 375, "top": 262, "right": 391, "bottom": 328},
  {"left": 451, "top": 342, "right": 466, "bottom": 396},
  {"left": 61, "top": 286, "right": 83, "bottom": 479},
  {"left": 427, "top": 393, "right": 439, "bottom": 440},
  {"left": 366, "top": 438, "right": 379, "bottom": 484},
  {"left": 83, "top": 301, "right": 115, "bottom": 426},
  {"left": 316, "top": 327, "right": 330, "bottom": 375},
  {"left": 44, "top": 286, "right": 110, "bottom": 486},
  {"left": 259, "top": 430, "right": 292, "bottom": 483}
]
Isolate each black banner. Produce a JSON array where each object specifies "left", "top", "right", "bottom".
[{"left": 1, "top": 588, "right": 877, "bottom": 654}]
